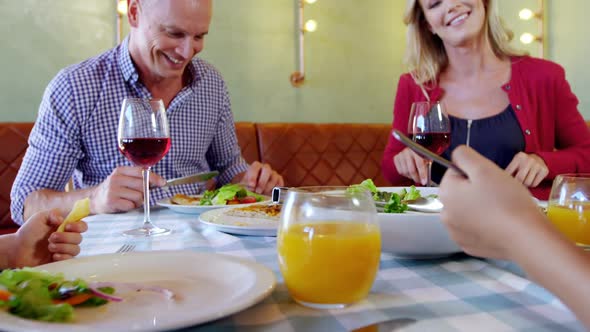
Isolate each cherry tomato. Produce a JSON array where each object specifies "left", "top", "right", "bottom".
[{"left": 239, "top": 196, "right": 257, "bottom": 204}]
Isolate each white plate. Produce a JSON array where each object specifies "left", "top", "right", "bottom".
[
  {"left": 377, "top": 187, "right": 461, "bottom": 259},
  {"left": 197, "top": 206, "right": 279, "bottom": 236},
  {"left": 157, "top": 195, "right": 269, "bottom": 215},
  {"left": 0, "top": 251, "right": 275, "bottom": 332}
]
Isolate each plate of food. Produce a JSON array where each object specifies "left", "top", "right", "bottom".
[
  {"left": 196, "top": 203, "right": 282, "bottom": 236},
  {"left": 349, "top": 180, "right": 461, "bottom": 259},
  {"left": 157, "top": 184, "right": 269, "bottom": 214},
  {"left": 0, "top": 251, "right": 275, "bottom": 332}
]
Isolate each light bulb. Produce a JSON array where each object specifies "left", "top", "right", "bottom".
[
  {"left": 117, "top": 0, "right": 128, "bottom": 16},
  {"left": 305, "top": 0, "right": 317, "bottom": 4},
  {"left": 304, "top": 20, "right": 318, "bottom": 32},
  {"left": 520, "top": 32, "right": 535, "bottom": 44}
]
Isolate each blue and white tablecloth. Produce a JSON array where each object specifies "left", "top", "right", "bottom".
[{"left": 79, "top": 208, "right": 583, "bottom": 332}]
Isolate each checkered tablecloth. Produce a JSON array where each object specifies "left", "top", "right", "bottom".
[{"left": 79, "top": 208, "right": 583, "bottom": 332}]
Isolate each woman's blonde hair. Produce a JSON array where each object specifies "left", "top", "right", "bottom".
[{"left": 404, "top": 0, "right": 524, "bottom": 87}]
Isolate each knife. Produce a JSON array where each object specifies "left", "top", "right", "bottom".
[
  {"left": 350, "top": 317, "right": 417, "bottom": 332},
  {"left": 392, "top": 129, "right": 468, "bottom": 179},
  {"left": 154, "top": 171, "right": 219, "bottom": 189}
]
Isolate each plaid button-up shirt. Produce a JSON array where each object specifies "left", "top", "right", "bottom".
[{"left": 11, "top": 38, "right": 248, "bottom": 224}]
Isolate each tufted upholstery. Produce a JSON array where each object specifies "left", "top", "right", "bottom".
[
  {"left": 234, "top": 122, "right": 259, "bottom": 164},
  {"left": 255, "top": 123, "right": 391, "bottom": 187},
  {"left": 4, "top": 120, "right": 589, "bottom": 233},
  {"left": 0, "top": 123, "right": 34, "bottom": 234}
]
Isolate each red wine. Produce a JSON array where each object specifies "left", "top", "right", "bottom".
[
  {"left": 119, "top": 137, "right": 171, "bottom": 167},
  {"left": 411, "top": 132, "right": 450, "bottom": 155}
]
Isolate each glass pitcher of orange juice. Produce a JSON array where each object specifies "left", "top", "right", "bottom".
[
  {"left": 277, "top": 186, "right": 380, "bottom": 309},
  {"left": 546, "top": 174, "right": 590, "bottom": 248}
]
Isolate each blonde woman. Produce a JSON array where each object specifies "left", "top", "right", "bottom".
[{"left": 381, "top": 0, "right": 590, "bottom": 199}]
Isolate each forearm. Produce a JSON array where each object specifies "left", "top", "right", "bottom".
[
  {"left": 0, "top": 234, "right": 17, "bottom": 269},
  {"left": 537, "top": 149, "right": 590, "bottom": 180},
  {"left": 512, "top": 224, "right": 590, "bottom": 329},
  {"left": 23, "top": 188, "right": 94, "bottom": 221}
]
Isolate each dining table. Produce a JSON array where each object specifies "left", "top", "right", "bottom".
[{"left": 78, "top": 207, "right": 583, "bottom": 332}]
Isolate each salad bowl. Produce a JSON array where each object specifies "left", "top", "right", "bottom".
[{"left": 376, "top": 187, "right": 462, "bottom": 258}]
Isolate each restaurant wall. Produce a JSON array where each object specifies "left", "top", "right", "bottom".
[
  {"left": 0, "top": 0, "right": 588, "bottom": 123},
  {"left": 0, "top": 0, "right": 116, "bottom": 122},
  {"left": 498, "top": 0, "right": 590, "bottom": 118}
]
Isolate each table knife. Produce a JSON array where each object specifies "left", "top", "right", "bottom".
[
  {"left": 156, "top": 171, "right": 219, "bottom": 189},
  {"left": 350, "top": 317, "right": 417, "bottom": 332},
  {"left": 392, "top": 129, "right": 468, "bottom": 178}
]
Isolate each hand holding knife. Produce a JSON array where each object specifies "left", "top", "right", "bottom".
[{"left": 151, "top": 171, "right": 219, "bottom": 189}]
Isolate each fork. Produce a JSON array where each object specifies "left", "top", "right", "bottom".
[{"left": 115, "top": 243, "right": 136, "bottom": 253}]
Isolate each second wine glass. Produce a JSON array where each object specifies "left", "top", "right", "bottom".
[
  {"left": 118, "top": 98, "right": 171, "bottom": 237},
  {"left": 408, "top": 101, "right": 451, "bottom": 186}
]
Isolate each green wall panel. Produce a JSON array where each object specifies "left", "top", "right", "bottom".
[
  {"left": 0, "top": 0, "right": 115, "bottom": 122},
  {"left": 0, "top": 0, "right": 587, "bottom": 123}
]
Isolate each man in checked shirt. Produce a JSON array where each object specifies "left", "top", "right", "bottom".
[{"left": 10, "top": 0, "right": 284, "bottom": 224}]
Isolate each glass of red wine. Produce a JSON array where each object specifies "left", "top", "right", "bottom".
[
  {"left": 117, "top": 98, "right": 171, "bottom": 236},
  {"left": 408, "top": 101, "right": 451, "bottom": 186}
]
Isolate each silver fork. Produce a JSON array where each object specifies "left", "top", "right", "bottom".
[{"left": 115, "top": 243, "right": 136, "bottom": 253}]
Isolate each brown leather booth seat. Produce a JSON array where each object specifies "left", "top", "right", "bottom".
[
  {"left": 234, "top": 122, "right": 259, "bottom": 164},
  {"left": 255, "top": 123, "right": 390, "bottom": 187},
  {"left": 4, "top": 120, "right": 590, "bottom": 234},
  {"left": 0, "top": 121, "right": 392, "bottom": 234},
  {"left": 0, "top": 123, "right": 34, "bottom": 234}
]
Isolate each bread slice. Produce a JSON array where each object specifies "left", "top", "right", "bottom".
[{"left": 170, "top": 193, "right": 201, "bottom": 206}]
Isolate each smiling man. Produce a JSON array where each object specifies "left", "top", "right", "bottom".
[{"left": 11, "top": 0, "right": 284, "bottom": 225}]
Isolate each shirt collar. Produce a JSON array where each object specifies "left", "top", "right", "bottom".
[{"left": 118, "top": 37, "right": 140, "bottom": 84}]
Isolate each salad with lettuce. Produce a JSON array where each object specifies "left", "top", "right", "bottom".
[
  {"left": 0, "top": 268, "right": 116, "bottom": 322},
  {"left": 348, "top": 179, "right": 424, "bottom": 213},
  {"left": 200, "top": 184, "right": 266, "bottom": 206}
]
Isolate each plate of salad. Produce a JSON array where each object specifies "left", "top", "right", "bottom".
[
  {"left": 349, "top": 179, "right": 461, "bottom": 258},
  {"left": 157, "top": 184, "right": 269, "bottom": 214},
  {"left": 0, "top": 251, "right": 275, "bottom": 332}
]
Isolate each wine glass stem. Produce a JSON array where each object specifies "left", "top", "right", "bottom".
[
  {"left": 143, "top": 167, "right": 152, "bottom": 225},
  {"left": 427, "top": 160, "right": 433, "bottom": 187}
]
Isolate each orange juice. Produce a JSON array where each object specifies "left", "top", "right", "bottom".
[
  {"left": 277, "top": 221, "right": 381, "bottom": 305},
  {"left": 547, "top": 204, "right": 590, "bottom": 246}
]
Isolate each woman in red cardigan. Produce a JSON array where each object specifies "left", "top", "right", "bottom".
[{"left": 382, "top": 0, "right": 590, "bottom": 199}]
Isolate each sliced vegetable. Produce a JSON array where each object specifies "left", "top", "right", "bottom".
[
  {"left": 57, "top": 198, "right": 90, "bottom": 232},
  {"left": 0, "top": 268, "right": 116, "bottom": 322},
  {"left": 199, "top": 184, "right": 265, "bottom": 206},
  {"left": 238, "top": 196, "right": 257, "bottom": 204},
  {"left": 52, "top": 293, "right": 93, "bottom": 306},
  {"left": 0, "top": 289, "right": 12, "bottom": 302},
  {"left": 384, "top": 193, "right": 409, "bottom": 213},
  {"left": 348, "top": 180, "right": 425, "bottom": 214},
  {"left": 88, "top": 286, "right": 122, "bottom": 303}
]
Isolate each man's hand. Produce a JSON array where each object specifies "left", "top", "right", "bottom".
[
  {"left": 11, "top": 209, "right": 88, "bottom": 268},
  {"left": 238, "top": 162, "right": 284, "bottom": 195},
  {"left": 505, "top": 152, "right": 549, "bottom": 187},
  {"left": 89, "top": 166, "right": 166, "bottom": 214}
]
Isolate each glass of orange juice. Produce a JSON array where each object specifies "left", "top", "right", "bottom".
[
  {"left": 277, "top": 186, "right": 380, "bottom": 309},
  {"left": 547, "top": 174, "right": 590, "bottom": 248}
]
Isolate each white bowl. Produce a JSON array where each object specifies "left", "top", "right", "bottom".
[{"left": 377, "top": 187, "right": 461, "bottom": 259}]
